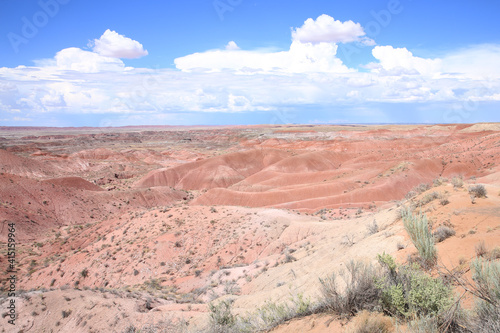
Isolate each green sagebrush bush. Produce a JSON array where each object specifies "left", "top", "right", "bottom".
[
  {"left": 471, "top": 258, "right": 500, "bottom": 333},
  {"left": 401, "top": 208, "right": 437, "bottom": 267},
  {"left": 376, "top": 253, "right": 453, "bottom": 319}
]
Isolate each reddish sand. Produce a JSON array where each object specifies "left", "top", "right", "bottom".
[
  {"left": 0, "top": 123, "right": 498, "bottom": 333},
  {"left": 130, "top": 127, "right": 500, "bottom": 212}
]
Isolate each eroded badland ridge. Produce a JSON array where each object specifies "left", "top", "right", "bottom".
[{"left": 0, "top": 123, "right": 499, "bottom": 332}]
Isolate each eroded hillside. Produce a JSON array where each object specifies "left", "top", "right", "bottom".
[{"left": 0, "top": 124, "right": 499, "bottom": 332}]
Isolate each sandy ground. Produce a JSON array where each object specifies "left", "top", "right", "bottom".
[{"left": 0, "top": 123, "right": 499, "bottom": 332}]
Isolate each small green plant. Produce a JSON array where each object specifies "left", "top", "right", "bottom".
[
  {"left": 376, "top": 254, "right": 454, "bottom": 319},
  {"left": 402, "top": 208, "right": 437, "bottom": 267}
]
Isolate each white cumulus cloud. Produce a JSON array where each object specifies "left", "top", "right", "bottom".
[
  {"left": 1, "top": 17, "right": 500, "bottom": 125},
  {"left": 225, "top": 41, "right": 240, "bottom": 50},
  {"left": 53, "top": 47, "right": 126, "bottom": 73},
  {"left": 441, "top": 44, "right": 500, "bottom": 79},
  {"left": 91, "top": 29, "right": 148, "bottom": 59},
  {"left": 371, "top": 46, "right": 442, "bottom": 76},
  {"left": 175, "top": 15, "right": 379, "bottom": 74},
  {"left": 175, "top": 41, "right": 350, "bottom": 74},
  {"left": 292, "top": 14, "right": 374, "bottom": 45}
]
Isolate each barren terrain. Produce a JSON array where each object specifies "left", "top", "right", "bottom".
[{"left": 0, "top": 123, "right": 499, "bottom": 332}]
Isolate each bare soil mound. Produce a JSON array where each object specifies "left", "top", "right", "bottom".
[
  {"left": 189, "top": 130, "right": 500, "bottom": 211},
  {"left": 42, "top": 177, "right": 104, "bottom": 191},
  {"left": 0, "top": 149, "right": 56, "bottom": 178},
  {"left": 134, "top": 149, "right": 291, "bottom": 189},
  {"left": 0, "top": 173, "right": 185, "bottom": 241}
]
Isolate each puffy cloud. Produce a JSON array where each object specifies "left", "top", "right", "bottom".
[
  {"left": 1, "top": 19, "right": 500, "bottom": 125},
  {"left": 174, "top": 15, "right": 382, "bottom": 74},
  {"left": 441, "top": 44, "right": 500, "bottom": 79},
  {"left": 175, "top": 41, "right": 350, "bottom": 74},
  {"left": 292, "top": 14, "right": 374, "bottom": 45},
  {"left": 225, "top": 41, "right": 240, "bottom": 50},
  {"left": 1, "top": 60, "right": 499, "bottom": 124},
  {"left": 371, "top": 46, "right": 442, "bottom": 76},
  {"left": 52, "top": 47, "right": 126, "bottom": 73},
  {"left": 175, "top": 15, "right": 379, "bottom": 74},
  {"left": 25, "top": 31, "right": 144, "bottom": 74},
  {"left": 91, "top": 29, "right": 148, "bottom": 59}
]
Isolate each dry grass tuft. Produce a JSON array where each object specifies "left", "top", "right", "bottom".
[
  {"left": 475, "top": 240, "right": 488, "bottom": 258},
  {"left": 433, "top": 226, "right": 456, "bottom": 243},
  {"left": 347, "top": 311, "right": 394, "bottom": 333}
]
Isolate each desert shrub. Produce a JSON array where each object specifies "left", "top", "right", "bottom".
[
  {"left": 470, "top": 194, "right": 476, "bottom": 204},
  {"left": 433, "top": 178, "right": 443, "bottom": 187},
  {"left": 208, "top": 294, "right": 313, "bottom": 333},
  {"left": 451, "top": 177, "right": 463, "bottom": 189},
  {"left": 144, "top": 278, "right": 162, "bottom": 290},
  {"left": 80, "top": 268, "right": 89, "bottom": 278},
  {"left": 208, "top": 300, "right": 236, "bottom": 333},
  {"left": 433, "top": 226, "right": 456, "bottom": 243},
  {"left": 407, "top": 315, "right": 439, "bottom": 333},
  {"left": 402, "top": 208, "right": 437, "bottom": 267},
  {"left": 367, "top": 220, "right": 379, "bottom": 235},
  {"left": 376, "top": 254, "right": 454, "bottom": 320},
  {"left": 471, "top": 258, "right": 500, "bottom": 333},
  {"left": 129, "top": 316, "right": 189, "bottom": 333},
  {"left": 318, "top": 260, "right": 381, "bottom": 316},
  {"left": 415, "top": 183, "right": 431, "bottom": 194},
  {"left": 473, "top": 303, "right": 500, "bottom": 333},
  {"left": 61, "top": 309, "right": 72, "bottom": 318},
  {"left": 471, "top": 257, "right": 500, "bottom": 305},
  {"left": 489, "top": 247, "right": 500, "bottom": 260},
  {"left": 475, "top": 240, "right": 488, "bottom": 258},
  {"left": 406, "top": 269, "right": 453, "bottom": 316},
  {"left": 433, "top": 177, "right": 448, "bottom": 187},
  {"left": 245, "top": 301, "right": 290, "bottom": 330},
  {"left": 405, "top": 191, "right": 417, "bottom": 200},
  {"left": 418, "top": 191, "right": 440, "bottom": 206},
  {"left": 440, "top": 198, "right": 450, "bottom": 206},
  {"left": 341, "top": 234, "right": 356, "bottom": 247},
  {"left": 346, "top": 310, "right": 394, "bottom": 333},
  {"left": 237, "top": 294, "right": 312, "bottom": 332},
  {"left": 123, "top": 326, "right": 138, "bottom": 333},
  {"left": 468, "top": 184, "right": 487, "bottom": 198}
]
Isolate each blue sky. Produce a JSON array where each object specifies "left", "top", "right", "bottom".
[{"left": 1, "top": 0, "right": 499, "bottom": 126}]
